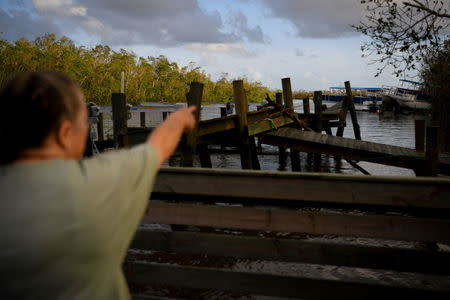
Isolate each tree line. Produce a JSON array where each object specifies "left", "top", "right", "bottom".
[{"left": 0, "top": 34, "right": 275, "bottom": 105}]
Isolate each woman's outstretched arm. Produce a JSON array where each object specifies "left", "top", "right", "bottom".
[{"left": 147, "top": 106, "right": 197, "bottom": 166}]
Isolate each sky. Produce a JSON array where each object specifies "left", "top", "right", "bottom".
[{"left": 0, "top": 0, "right": 405, "bottom": 91}]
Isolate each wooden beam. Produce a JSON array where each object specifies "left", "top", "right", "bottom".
[
  {"left": 196, "top": 108, "right": 338, "bottom": 138},
  {"left": 152, "top": 167, "right": 450, "bottom": 210},
  {"left": 124, "top": 261, "right": 450, "bottom": 299},
  {"left": 248, "top": 115, "right": 293, "bottom": 136},
  {"left": 142, "top": 202, "right": 450, "bottom": 242},
  {"left": 131, "top": 229, "right": 450, "bottom": 275},
  {"left": 180, "top": 82, "right": 203, "bottom": 167},
  {"left": 262, "top": 128, "right": 430, "bottom": 170}
]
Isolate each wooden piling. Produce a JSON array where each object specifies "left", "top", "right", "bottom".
[
  {"left": 415, "top": 120, "right": 425, "bottom": 152},
  {"left": 140, "top": 111, "right": 146, "bottom": 127},
  {"left": 303, "top": 97, "right": 310, "bottom": 114},
  {"left": 336, "top": 95, "right": 349, "bottom": 137},
  {"left": 181, "top": 82, "right": 203, "bottom": 167},
  {"left": 425, "top": 125, "right": 440, "bottom": 176},
  {"left": 233, "top": 80, "right": 257, "bottom": 170},
  {"left": 344, "top": 81, "right": 361, "bottom": 140},
  {"left": 220, "top": 107, "right": 227, "bottom": 117},
  {"left": 112, "top": 93, "right": 128, "bottom": 148},
  {"left": 313, "top": 91, "right": 323, "bottom": 167},
  {"left": 276, "top": 92, "right": 287, "bottom": 167},
  {"left": 282, "top": 78, "right": 301, "bottom": 172},
  {"left": 97, "top": 112, "right": 104, "bottom": 142},
  {"left": 313, "top": 91, "right": 323, "bottom": 133},
  {"left": 281, "top": 78, "right": 294, "bottom": 109},
  {"left": 198, "top": 144, "right": 212, "bottom": 168}
]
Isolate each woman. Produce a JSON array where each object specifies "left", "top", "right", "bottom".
[{"left": 0, "top": 71, "right": 196, "bottom": 299}]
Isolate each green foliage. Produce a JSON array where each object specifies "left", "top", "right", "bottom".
[
  {"left": 0, "top": 34, "right": 273, "bottom": 105},
  {"left": 292, "top": 90, "right": 313, "bottom": 99}
]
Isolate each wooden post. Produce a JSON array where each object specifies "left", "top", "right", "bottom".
[
  {"left": 303, "top": 97, "right": 310, "bottom": 114},
  {"left": 198, "top": 144, "right": 212, "bottom": 168},
  {"left": 220, "top": 107, "right": 227, "bottom": 117},
  {"left": 282, "top": 78, "right": 300, "bottom": 171},
  {"left": 97, "top": 112, "right": 104, "bottom": 142},
  {"left": 313, "top": 91, "right": 323, "bottom": 133},
  {"left": 425, "top": 125, "right": 439, "bottom": 176},
  {"left": 336, "top": 95, "right": 350, "bottom": 137},
  {"left": 313, "top": 91, "right": 323, "bottom": 166},
  {"left": 140, "top": 111, "right": 146, "bottom": 127},
  {"left": 233, "top": 80, "right": 253, "bottom": 169},
  {"left": 281, "top": 78, "right": 294, "bottom": 109},
  {"left": 112, "top": 93, "right": 128, "bottom": 148},
  {"left": 415, "top": 120, "right": 425, "bottom": 152},
  {"left": 181, "top": 82, "right": 203, "bottom": 167},
  {"left": 344, "top": 81, "right": 361, "bottom": 140},
  {"left": 303, "top": 96, "right": 312, "bottom": 163},
  {"left": 276, "top": 92, "right": 287, "bottom": 167}
]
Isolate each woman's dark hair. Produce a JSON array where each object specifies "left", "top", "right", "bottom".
[{"left": 0, "top": 71, "right": 82, "bottom": 165}]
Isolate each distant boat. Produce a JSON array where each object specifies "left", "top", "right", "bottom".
[
  {"left": 381, "top": 79, "right": 431, "bottom": 110},
  {"left": 323, "top": 86, "right": 382, "bottom": 111}
]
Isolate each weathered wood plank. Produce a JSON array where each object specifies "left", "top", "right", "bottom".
[
  {"left": 142, "top": 203, "right": 450, "bottom": 242},
  {"left": 197, "top": 115, "right": 237, "bottom": 136},
  {"left": 131, "top": 229, "right": 450, "bottom": 275},
  {"left": 152, "top": 167, "right": 450, "bottom": 210},
  {"left": 248, "top": 115, "right": 293, "bottom": 136},
  {"left": 124, "top": 261, "right": 450, "bottom": 299},
  {"left": 262, "top": 127, "right": 436, "bottom": 170}
]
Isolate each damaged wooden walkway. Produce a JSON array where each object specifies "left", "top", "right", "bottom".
[{"left": 261, "top": 127, "right": 450, "bottom": 174}]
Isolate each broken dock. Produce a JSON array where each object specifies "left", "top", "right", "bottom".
[{"left": 88, "top": 77, "right": 450, "bottom": 298}]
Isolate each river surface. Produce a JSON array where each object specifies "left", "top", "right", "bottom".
[{"left": 106, "top": 100, "right": 427, "bottom": 176}]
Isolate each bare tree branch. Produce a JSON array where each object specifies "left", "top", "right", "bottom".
[{"left": 404, "top": 1, "right": 450, "bottom": 19}]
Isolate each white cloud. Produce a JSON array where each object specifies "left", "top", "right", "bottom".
[
  {"left": 33, "top": 0, "right": 86, "bottom": 17},
  {"left": 295, "top": 48, "right": 304, "bottom": 56},
  {"left": 246, "top": 66, "right": 263, "bottom": 81},
  {"left": 187, "top": 43, "right": 248, "bottom": 55}
]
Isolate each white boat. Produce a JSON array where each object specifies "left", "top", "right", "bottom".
[{"left": 381, "top": 79, "right": 431, "bottom": 110}]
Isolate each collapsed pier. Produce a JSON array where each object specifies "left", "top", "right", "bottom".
[{"left": 91, "top": 78, "right": 450, "bottom": 299}]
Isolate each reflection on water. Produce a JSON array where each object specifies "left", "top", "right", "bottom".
[{"left": 188, "top": 101, "right": 425, "bottom": 176}]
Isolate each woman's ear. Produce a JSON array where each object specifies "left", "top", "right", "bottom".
[{"left": 55, "top": 120, "right": 74, "bottom": 152}]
